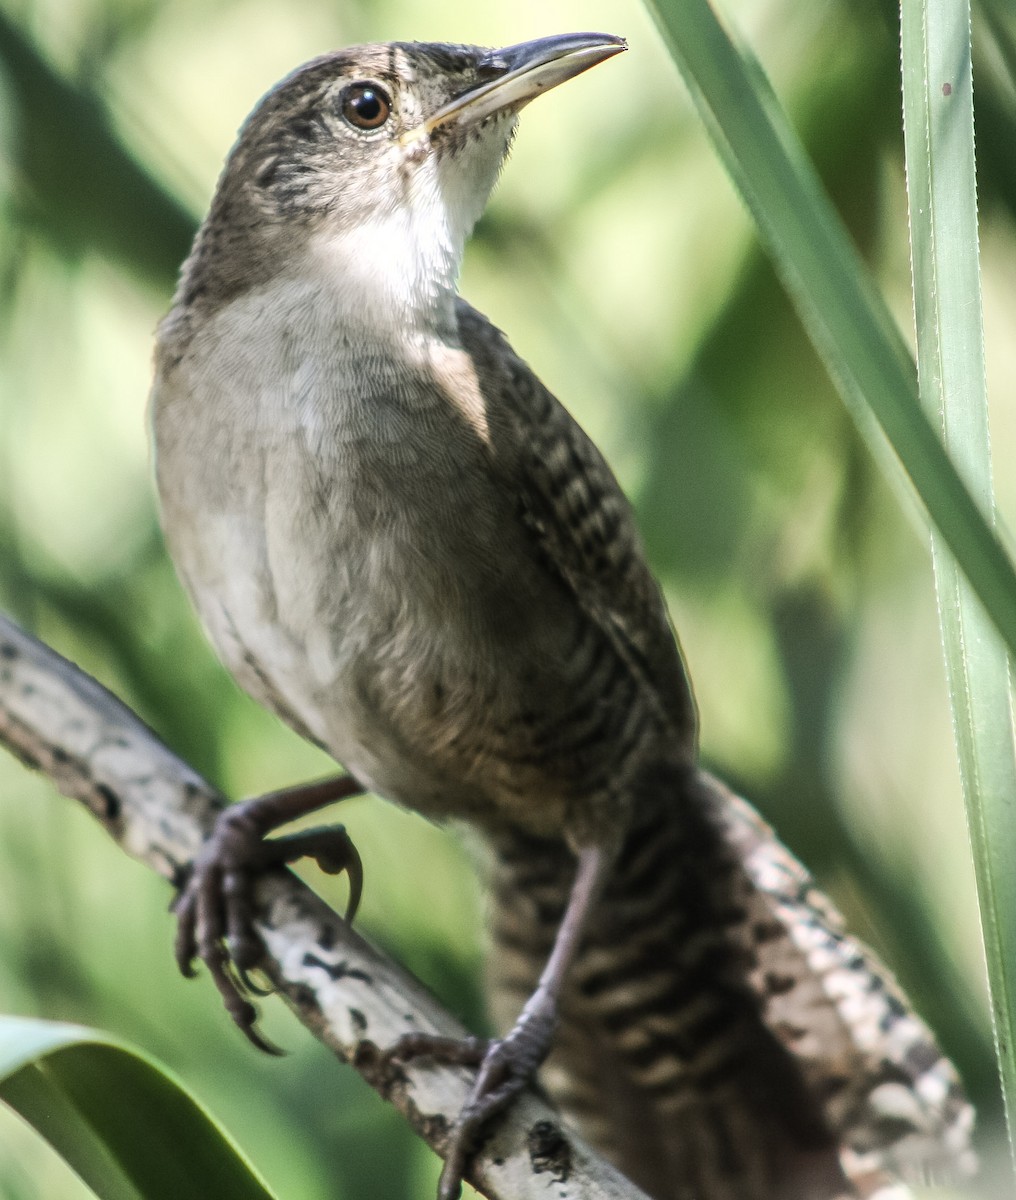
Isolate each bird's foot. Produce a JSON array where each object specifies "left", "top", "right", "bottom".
[
  {"left": 173, "top": 777, "right": 363, "bottom": 1052},
  {"left": 389, "top": 1009, "right": 556, "bottom": 1199}
]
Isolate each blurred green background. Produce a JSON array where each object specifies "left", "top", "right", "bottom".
[{"left": 1, "top": 0, "right": 1014, "bottom": 1195}]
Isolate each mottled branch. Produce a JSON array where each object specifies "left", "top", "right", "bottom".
[{"left": 0, "top": 612, "right": 649, "bottom": 1200}]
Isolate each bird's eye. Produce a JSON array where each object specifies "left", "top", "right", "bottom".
[{"left": 341, "top": 83, "right": 392, "bottom": 130}]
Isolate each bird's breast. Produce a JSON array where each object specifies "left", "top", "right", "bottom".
[{"left": 151, "top": 284, "right": 584, "bottom": 823}]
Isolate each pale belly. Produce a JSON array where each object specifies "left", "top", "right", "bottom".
[
  {"left": 151, "top": 291, "right": 657, "bottom": 839},
  {"left": 156, "top": 421, "right": 596, "bottom": 836}
]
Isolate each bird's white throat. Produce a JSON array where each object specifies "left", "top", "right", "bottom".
[{"left": 307, "top": 119, "right": 514, "bottom": 334}]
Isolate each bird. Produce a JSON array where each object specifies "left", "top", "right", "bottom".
[{"left": 149, "top": 32, "right": 976, "bottom": 1200}]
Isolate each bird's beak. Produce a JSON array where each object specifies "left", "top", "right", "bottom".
[{"left": 401, "top": 32, "right": 627, "bottom": 146}]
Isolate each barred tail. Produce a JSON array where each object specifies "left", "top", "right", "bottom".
[
  {"left": 484, "top": 768, "right": 976, "bottom": 1200},
  {"left": 708, "top": 772, "right": 976, "bottom": 1188}
]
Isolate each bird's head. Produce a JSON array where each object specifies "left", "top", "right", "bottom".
[{"left": 178, "top": 34, "right": 626, "bottom": 327}]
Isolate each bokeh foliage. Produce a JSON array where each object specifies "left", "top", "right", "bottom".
[{"left": 1, "top": 0, "right": 1014, "bottom": 1195}]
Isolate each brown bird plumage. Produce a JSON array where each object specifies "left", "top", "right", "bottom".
[{"left": 149, "top": 35, "right": 975, "bottom": 1200}]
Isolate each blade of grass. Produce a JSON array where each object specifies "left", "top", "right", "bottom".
[
  {"left": 640, "top": 0, "right": 1016, "bottom": 658},
  {"left": 0, "top": 1016, "right": 277, "bottom": 1200},
  {"left": 901, "top": 0, "right": 1016, "bottom": 1166}
]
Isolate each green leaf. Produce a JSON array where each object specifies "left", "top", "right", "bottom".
[
  {"left": 0, "top": 1016, "right": 277, "bottom": 1200},
  {"left": 901, "top": 0, "right": 1016, "bottom": 1170},
  {"left": 641, "top": 0, "right": 1016, "bottom": 661}
]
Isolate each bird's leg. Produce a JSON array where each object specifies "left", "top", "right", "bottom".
[
  {"left": 173, "top": 774, "right": 364, "bottom": 1051},
  {"left": 391, "top": 844, "right": 609, "bottom": 1200}
]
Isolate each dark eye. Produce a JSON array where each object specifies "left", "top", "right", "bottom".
[{"left": 341, "top": 83, "right": 391, "bottom": 130}]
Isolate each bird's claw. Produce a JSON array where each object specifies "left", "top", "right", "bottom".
[
  {"left": 387, "top": 1031, "right": 490, "bottom": 1066},
  {"left": 387, "top": 1025, "right": 552, "bottom": 1199},
  {"left": 173, "top": 802, "right": 363, "bottom": 1052}
]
